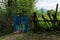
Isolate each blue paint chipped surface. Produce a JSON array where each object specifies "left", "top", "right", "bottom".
[{"left": 14, "top": 16, "right": 28, "bottom": 32}]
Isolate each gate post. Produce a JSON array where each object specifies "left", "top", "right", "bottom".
[{"left": 33, "top": 12, "right": 37, "bottom": 32}]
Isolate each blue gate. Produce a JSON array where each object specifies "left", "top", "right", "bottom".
[{"left": 14, "top": 16, "right": 28, "bottom": 32}]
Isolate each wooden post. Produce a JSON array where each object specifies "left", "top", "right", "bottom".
[
  {"left": 33, "top": 12, "right": 37, "bottom": 32},
  {"left": 8, "top": 0, "right": 12, "bottom": 7},
  {"left": 55, "top": 4, "right": 59, "bottom": 20},
  {"left": 33, "top": 12, "right": 41, "bottom": 32}
]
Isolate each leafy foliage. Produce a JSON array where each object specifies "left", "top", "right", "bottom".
[
  {"left": 16, "top": 0, "right": 35, "bottom": 16},
  {"left": 0, "top": 0, "right": 36, "bottom": 36}
]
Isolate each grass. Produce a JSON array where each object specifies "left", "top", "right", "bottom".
[{"left": 0, "top": 37, "right": 3, "bottom": 40}]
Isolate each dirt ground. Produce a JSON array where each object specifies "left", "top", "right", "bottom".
[{"left": 0, "top": 32, "right": 60, "bottom": 40}]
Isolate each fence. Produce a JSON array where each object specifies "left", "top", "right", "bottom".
[{"left": 32, "top": 4, "right": 60, "bottom": 32}]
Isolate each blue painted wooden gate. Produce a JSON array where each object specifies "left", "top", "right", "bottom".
[{"left": 14, "top": 16, "right": 28, "bottom": 32}]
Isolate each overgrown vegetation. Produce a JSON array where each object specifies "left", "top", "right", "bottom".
[
  {"left": 34, "top": 4, "right": 60, "bottom": 32},
  {"left": 0, "top": 0, "right": 60, "bottom": 37},
  {"left": 0, "top": 0, "right": 36, "bottom": 36}
]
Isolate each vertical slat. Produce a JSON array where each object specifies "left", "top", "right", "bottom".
[
  {"left": 14, "top": 16, "right": 17, "bottom": 32},
  {"left": 19, "top": 16, "right": 21, "bottom": 32},
  {"left": 25, "top": 16, "right": 28, "bottom": 32}
]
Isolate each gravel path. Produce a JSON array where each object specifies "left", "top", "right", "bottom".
[
  {"left": 1, "top": 33, "right": 23, "bottom": 40},
  {"left": 0, "top": 32, "right": 60, "bottom": 40},
  {"left": 23, "top": 32, "right": 60, "bottom": 40}
]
